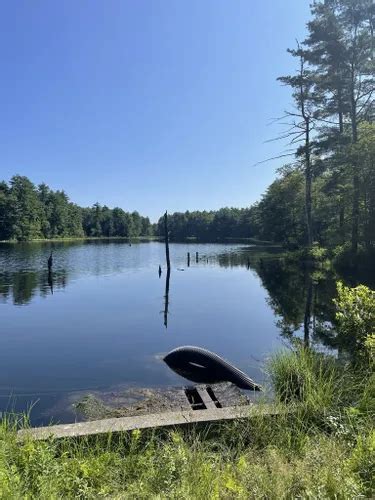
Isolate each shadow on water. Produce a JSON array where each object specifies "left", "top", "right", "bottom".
[
  {"left": 163, "top": 268, "right": 171, "bottom": 328},
  {"left": 0, "top": 269, "right": 68, "bottom": 305},
  {"left": 47, "top": 270, "right": 54, "bottom": 295},
  {"left": 235, "top": 250, "right": 375, "bottom": 356}
]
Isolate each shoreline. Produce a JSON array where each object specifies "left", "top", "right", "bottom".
[
  {"left": 0, "top": 236, "right": 160, "bottom": 244},
  {"left": 0, "top": 236, "right": 275, "bottom": 245}
]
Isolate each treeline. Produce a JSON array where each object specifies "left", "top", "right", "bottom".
[
  {"left": 159, "top": 1, "right": 375, "bottom": 255},
  {"left": 252, "top": 127, "right": 374, "bottom": 251},
  {"left": 0, "top": 176, "right": 153, "bottom": 241},
  {"left": 156, "top": 208, "right": 256, "bottom": 241}
]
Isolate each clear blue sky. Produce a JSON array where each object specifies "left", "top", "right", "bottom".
[{"left": 0, "top": 0, "right": 311, "bottom": 221}]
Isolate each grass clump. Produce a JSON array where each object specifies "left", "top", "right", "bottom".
[{"left": 267, "top": 347, "right": 342, "bottom": 409}]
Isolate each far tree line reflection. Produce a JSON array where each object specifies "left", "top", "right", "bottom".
[
  {"left": 0, "top": 269, "right": 68, "bottom": 305},
  {"left": 217, "top": 247, "right": 375, "bottom": 356}
]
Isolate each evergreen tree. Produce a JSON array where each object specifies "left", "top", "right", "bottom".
[
  {"left": 0, "top": 177, "right": 151, "bottom": 241},
  {"left": 7, "top": 176, "right": 44, "bottom": 241},
  {"left": 0, "top": 181, "right": 11, "bottom": 240},
  {"left": 278, "top": 45, "right": 319, "bottom": 247}
]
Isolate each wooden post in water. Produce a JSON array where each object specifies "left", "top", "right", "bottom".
[
  {"left": 47, "top": 251, "right": 53, "bottom": 271},
  {"left": 195, "top": 252, "right": 199, "bottom": 263},
  {"left": 187, "top": 252, "right": 190, "bottom": 267},
  {"left": 164, "top": 211, "right": 171, "bottom": 271},
  {"left": 163, "top": 211, "right": 171, "bottom": 328}
]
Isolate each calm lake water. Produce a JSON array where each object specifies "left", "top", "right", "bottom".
[{"left": 0, "top": 241, "right": 373, "bottom": 425}]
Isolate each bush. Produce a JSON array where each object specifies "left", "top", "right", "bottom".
[
  {"left": 364, "top": 333, "right": 375, "bottom": 364},
  {"left": 334, "top": 281, "right": 375, "bottom": 360}
]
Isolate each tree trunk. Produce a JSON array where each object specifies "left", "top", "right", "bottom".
[
  {"left": 339, "top": 204, "right": 345, "bottom": 243},
  {"left": 350, "top": 87, "right": 359, "bottom": 256},
  {"left": 164, "top": 211, "right": 171, "bottom": 270},
  {"left": 337, "top": 86, "right": 344, "bottom": 134},
  {"left": 305, "top": 118, "right": 313, "bottom": 247}
]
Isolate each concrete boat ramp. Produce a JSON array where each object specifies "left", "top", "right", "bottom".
[{"left": 18, "top": 384, "right": 273, "bottom": 441}]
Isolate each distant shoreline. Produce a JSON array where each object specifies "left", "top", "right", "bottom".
[
  {"left": 0, "top": 236, "right": 275, "bottom": 245},
  {"left": 0, "top": 236, "right": 160, "bottom": 244}
]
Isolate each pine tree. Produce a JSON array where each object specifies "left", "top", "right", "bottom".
[
  {"left": 278, "top": 45, "right": 319, "bottom": 247},
  {"left": 8, "top": 176, "right": 44, "bottom": 241}
]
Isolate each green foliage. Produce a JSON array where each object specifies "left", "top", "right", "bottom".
[
  {"left": 347, "top": 430, "right": 375, "bottom": 496},
  {"left": 332, "top": 242, "right": 352, "bottom": 260},
  {"left": 334, "top": 281, "right": 375, "bottom": 357},
  {"left": 7, "top": 176, "right": 44, "bottom": 241},
  {"left": 364, "top": 334, "right": 375, "bottom": 364},
  {"left": 255, "top": 168, "right": 305, "bottom": 247},
  {"left": 82, "top": 205, "right": 151, "bottom": 239},
  {"left": 0, "top": 176, "right": 153, "bottom": 241},
  {"left": 156, "top": 207, "right": 257, "bottom": 241},
  {"left": 0, "top": 417, "right": 370, "bottom": 498},
  {"left": 358, "top": 371, "right": 375, "bottom": 413},
  {"left": 308, "top": 244, "right": 328, "bottom": 261}
]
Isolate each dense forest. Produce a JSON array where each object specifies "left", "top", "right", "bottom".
[
  {"left": 156, "top": 208, "right": 256, "bottom": 241},
  {"left": 0, "top": 176, "right": 153, "bottom": 241},
  {"left": 157, "top": 0, "right": 374, "bottom": 257}
]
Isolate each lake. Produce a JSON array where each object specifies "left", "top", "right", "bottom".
[{"left": 0, "top": 240, "right": 372, "bottom": 425}]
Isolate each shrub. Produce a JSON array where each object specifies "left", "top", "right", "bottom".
[
  {"left": 364, "top": 333, "right": 375, "bottom": 364},
  {"left": 334, "top": 281, "right": 375, "bottom": 360}
]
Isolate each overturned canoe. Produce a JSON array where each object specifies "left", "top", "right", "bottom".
[{"left": 164, "top": 345, "right": 261, "bottom": 391}]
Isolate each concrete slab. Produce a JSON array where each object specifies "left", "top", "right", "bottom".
[{"left": 18, "top": 404, "right": 277, "bottom": 441}]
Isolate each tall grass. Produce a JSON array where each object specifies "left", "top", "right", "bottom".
[
  {"left": 0, "top": 421, "right": 371, "bottom": 498},
  {"left": 268, "top": 347, "right": 342, "bottom": 407}
]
